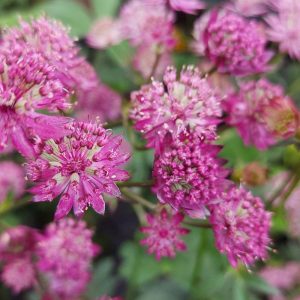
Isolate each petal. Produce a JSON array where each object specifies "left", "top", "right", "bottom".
[{"left": 54, "top": 193, "right": 73, "bottom": 220}]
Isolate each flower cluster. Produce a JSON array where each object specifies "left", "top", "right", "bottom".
[
  {"left": 224, "top": 79, "right": 299, "bottom": 150},
  {"left": 209, "top": 186, "right": 271, "bottom": 267},
  {"left": 0, "top": 161, "right": 25, "bottom": 202},
  {"left": 37, "top": 218, "right": 99, "bottom": 299},
  {"left": 141, "top": 208, "right": 189, "bottom": 259},
  {"left": 130, "top": 66, "right": 222, "bottom": 151},
  {"left": 193, "top": 9, "right": 272, "bottom": 75},
  {"left": 153, "top": 133, "right": 228, "bottom": 218},
  {"left": 27, "top": 121, "right": 130, "bottom": 219},
  {"left": 0, "top": 219, "right": 98, "bottom": 298}
]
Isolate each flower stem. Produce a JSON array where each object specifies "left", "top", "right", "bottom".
[
  {"left": 147, "top": 49, "right": 161, "bottom": 81},
  {"left": 279, "top": 174, "right": 300, "bottom": 205},
  {"left": 117, "top": 180, "right": 153, "bottom": 188},
  {"left": 120, "top": 187, "right": 156, "bottom": 210},
  {"left": 183, "top": 219, "right": 212, "bottom": 228}
]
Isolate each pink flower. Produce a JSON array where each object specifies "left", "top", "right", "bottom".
[
  {"left": 76, "top": 83, "right": 122, "bottom": 123},
  {"left": 141, "top": 208, "right": 189, "bottom": 260},
  {"left": 0, "top": 161, "right": 25, "bottom": 202},
  {"left": 27, "top": 121, "right": 131, "bottom": 219},
  {"left": 265, "top": 0, "right": 300, "bottom": 60},
  {"left": 229, "top": 0, "right": 268, "bottom": 16},
  {"left": 147, "top": 0, "right": 205, "bottom": 14},
  {"left": 0, "top": 226, "right": 39, "bottom": 293},
  {"left": 260, "top": 263, "right": 300, "bottom": 290},
  {"left": 153, "top": 133, "right": 228, "bottom": 218},
  {"left": 120, "top": 0, "right": 175, "bottom": 49},
  {"left": 87, "top": 17, "right": 124, "bottom": 49},
  {"left": 209, "top": 186, "right": 271, "bottom": 267},
  {"left": 224, "top": 79, "right": 299, "bottom": 150},
  {"left": 0, "top": 45, "right": 70, "bottom": 157},
  {"left": 37, "top": 218, "right": 99, "bottom": 299},
  {"left": 194, "top": 9, "right": 272, "bottom": 75},
  {"left": 133, "top": 44, "right": 172, "bottom": 79},
  {"left": 2, "top": 258, "right": 36, "bottom": 293},
  {"left": 130, "top": 66, "right": 222, "bottom": 151}
]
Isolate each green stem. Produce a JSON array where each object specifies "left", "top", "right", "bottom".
[
  {"left": 189, "top": 230, "right": 208, "bottom": 300},
  {"left": 103, "top": 118, "right": 123, "bottom": 129},
  {"left": 117, "top": 180, "right": 153, "bottom": 188},
  {"left": 279, "top": 174, "right": 300, "bottom": 205},
  {"left": 147, "top": 49, "right": 161, "bottom": 81},
  {"left": 183, "top": 220, "right": 212, "bottom": 228},
  {"left": 120, "top": 187, "right": 156, "bottom": 210}
]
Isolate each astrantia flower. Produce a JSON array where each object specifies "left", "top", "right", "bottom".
[
  {"left": 120, "top": 0, "right": 175, "bottom": 49},
  {"left": 153, "top": 133, "right": 228, "bottom": 218},
  {"left": 87, "top": 17, "right": 124, "bottom": 49},
  {"left": 27, "top": 121, "right": 130, "bottom": 219},
  {"left": 194, "top": 9, "right": 272, "bottom": 75},
  {"left": 224, "top": 79, "right": 299, "bottom": 150},
  {"left": 76, "top": 83, "right": 122, "bottom": 123},
  {"left": 0, "top": 226, "right": 39, "bottom": 293},
  {"left": 229, "top": 0, "right": 268, "bottom": 16},
  {"left": 130, "top": 66, "right": 222, "bottom": 151},
  {"left": 0, "top": 161, "right": 25, "bottom": 202},
  {"left": 265, "top": 0, "right": 300, "bottom": 60},
  {"left": 2, "top": 258, "right": 36, "bottom": 293},
  {"left": 209, "top": 186, "right": 271, "bottom": 267},
  {"left": 141, "top": 208, "right": 189, "bottom": 260},
  {"left": 147, "top": 0, "right": 205, "bottom": 14},
  {"left": 133, "top": 44, "right": 172, "bottom": 79},
  {"left": 0, "top": 45, "right": 70, "bottom": 157},
  {"left": 37, "top": 218, "right": 99, "bottom": 299}
]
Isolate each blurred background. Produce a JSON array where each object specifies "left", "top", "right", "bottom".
[{"left": 1, "top": 0, "right": 300, "bottom": 300}]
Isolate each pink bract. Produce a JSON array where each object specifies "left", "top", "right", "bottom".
[
  {"left": 209, "top": 186, "right": 271, "bottom": 267},
  {"left": 27, "top": 121, "right": 131, "bottom": 219},
  {"left": 130, "top": 66, "right": 222, "bottom": 151},
  {"left": 224, "top": 79, "right": 299, "bottom": 150},
  {"left": 147, "top": 0, "right": 205, "bottom": 14},
  {"left": 141, "top": 208, "right": 189, "bottom": 260}
]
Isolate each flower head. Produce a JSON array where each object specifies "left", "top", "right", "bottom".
[
  {"left": 27, "top": 121, "right": 130, "bottom": 219},
  {"left": 0, "top": 161, "right": 25, "bottom": 202},
  {"left": 37, "top": 218, "right": 99, "bottom": 299},
  {"left": 153, "top": 133, "right": 228, "bottom": 218},
  {"left": 120, "top": 0, "right": 175, "bottom": 49},
  {"left": 209, "top": 186, "right": 271, "bottom": 267},
  {"left": 194, "top": 9, "right": 272, "bottom": 75},
  {"left": 265, "top": 0, "right": 300, "bottom": 60},
  {"left": 141, "top": 208, "right": 189, "bottom": 260},
  {"left": 130, "top": 66, "right": 222, "bottom": 151},
  {"left": 224, "top": 79, "right": 299, "bottom": 150},
  {"left": 76, "top": 83, "right": 121, "bottom": 123},
  {"left": 0, "top": 44, "right": 70, "bottom": 157}
]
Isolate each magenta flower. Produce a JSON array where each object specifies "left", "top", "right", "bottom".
[
  {"left": 130, "top": 66, "right": 222, "bottom": 151},
  {"left": 209, "top": 186, "right": 271, "bottom": 267},
  {"left": 120, "top": 0, "right": 175, "bottom": 49},
  {"left": 153, "top": 133, "right": 228, "bottom": 218},
  {"left": 224, "top": 79, "right": 299, "bottom": 150},
  {"left": 265, "top": 0, "right": 300, "bottom": 60},
  {"left": 194, "top": 9, "right": 272, "bottom": 75},
  {"left": 0, "top": 161, "right": 25, "bottom": 202},
  {"left": 27, "top": 121, "right": 131, "bottom": 219},
  {"left": 0, "top": 226, "right": 39, "bottom": 293},
  {"left": 229, "top": 0, "right": 268, "bottom": 16},
  {"left": 0, "top": 45, "right": 70, "bottom": 157},
  {"left": 37, "top": 218, "right": 99, "bottom": 299},
  {"left": 76, "top": 83, "right": 122, "bottom": 123},
  {"left": 141, "top": 208, "right": 189, "bottom": 260}
]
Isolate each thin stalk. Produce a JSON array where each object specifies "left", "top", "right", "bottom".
[
  {"left": 120, "top": 187, "right": 156, "bottom": 210},
  {"left": 147, "top": 49, "right": 161, "bottom": 81},
  {"left": 117, "top": 180, "right": 153, "bottom": 188},
  {"left": 279, "top": 174, "right": 300, "bottom": 205},
  {"left": 183, "top": 220, "right": 212, "bottom": 229}
]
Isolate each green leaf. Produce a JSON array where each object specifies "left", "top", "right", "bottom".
[
  {"left": 91, "top": 0, "right": 121, "bottom": 18},
  {"left": 246, "top": 275, "right": 279, "bottom": 295},
  {"left": 40, "top": 0, "right": 92, "bottom": 37},
  {"left": 86, "top": 258, "right": 118, "bottom": 298}
]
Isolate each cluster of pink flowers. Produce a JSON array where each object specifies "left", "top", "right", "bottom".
[
  {"left": 0, "top": 219, "right": 98, "bottom": 298},
  {"left": 141, "top": 208, "right": 189, "bottom": 259},
  {"left": 26, "top": 121, "right": 130, "bottom": 219},
  {"left": 193, "top": 9, "right": 272, "bottom": 75},
  {"left": 130, "top": 66, "right": 222, "bottom": 151},
  {"left": 224, "top": 79, "right": 299, "bottom": 150}
]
